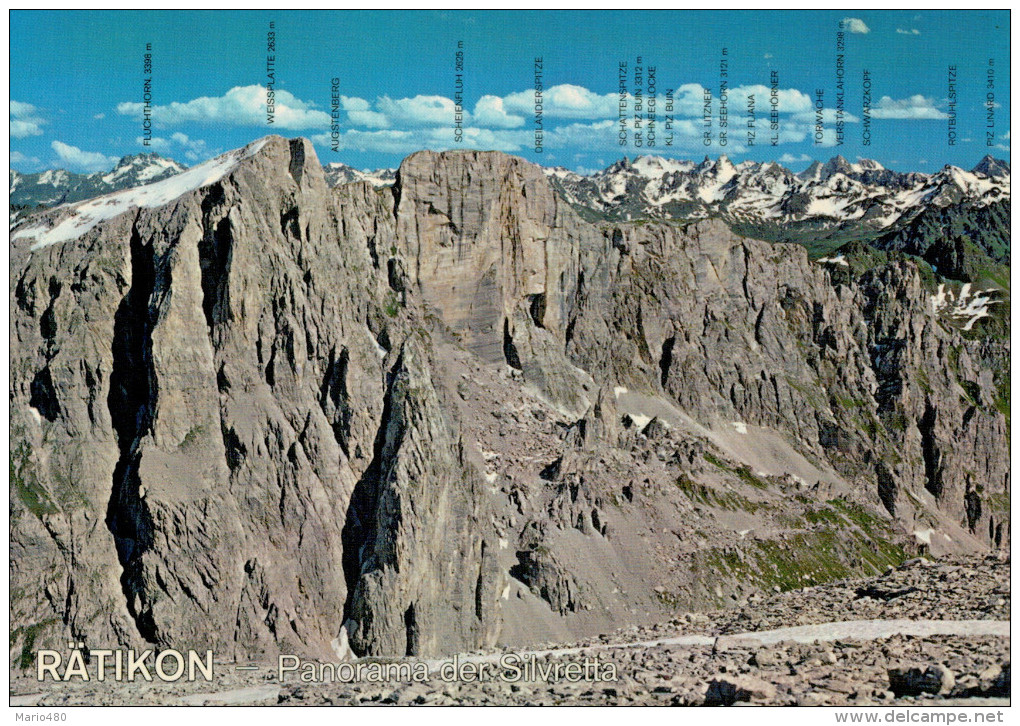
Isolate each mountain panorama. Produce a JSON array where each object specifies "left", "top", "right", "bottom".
[
  {"left": 8, "top": 136, "right": 1010, "bottom": 699},
  {"left": 10, "top": 149, "right": 1009, "bottom": 237}
]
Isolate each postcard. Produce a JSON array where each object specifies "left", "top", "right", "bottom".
[{"left": 8, "top": 9, "right": 1010, "bottom": 713}]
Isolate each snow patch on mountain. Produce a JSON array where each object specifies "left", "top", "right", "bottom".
[
  {"left": 323, "top": 162, "right": 396, "bottom": 188},
  {"left": 14, "top": 140, "right": 266, "bottom": 250},
  {"left": 11, "top": 152, "right": 189, "bottom": 212},
  {"left": 816, "top": 254, "right": 849, "bottom": 267},
  {"left": 37, "top": 170, "right": 70, "bottom": 187},
  {"left": 630, "top": 155, "right": 695, "bottom": 178},
  {"left": 542, "top": 153, "right": 1009, "bottom": 233},
  {"left": 102, "top": 156, "right": 185, "bottom": 185},
  {"left": 929, "top": 282, "right": 1000, "bottom": 331}
]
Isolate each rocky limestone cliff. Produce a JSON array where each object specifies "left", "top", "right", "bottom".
[
  {"left": 10, "top": 138, "right": 501, "bottom": 662},
  {"left": 9, "top": 137, "right": 1009, "bottom": 665},
  {"left": 391, "top": 146, "right": 1007, "bottom": 548}
]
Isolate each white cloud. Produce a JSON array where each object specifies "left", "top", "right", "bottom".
[
  {"left": 375, "top": 95, "right": 467, "bottom": 127},
  {"left": 791, "top": 108, "right": 860, "bottom": 125},
  {"left": 656, "top": 83, "right": 814, "bottom": 120},
  {"left": 310, "top": 129, "right": 412, "bottom": 154},
  {"left": 896, "top": 28, "right": 921, "bottom": 35},
  {"left": 504, "top": 84, "right": 617, "bottom": 119},
  {"left": 51, "top": 140, "right": 118, "bottom": 172},
  {"left": 772, "top": 125, "right": 810, "bottom": 144},
  {"left": 311, "top": 126, "right": 529, "bottom": 154},
  {"left": 728, "top": 85, "right": 814, "bottom": 114},
  {"left": 810, "top": 127, "right": 841, "bottom": 148},
  {"left": 340, "top": 96, "right": 370, "bottom": 112},
  {"left": 11, "top": 100, "right": 46, "bottom": 138},
  {"left": 11, "top": 101, "right": 39, "bottom": 118},
  {"left": 659, "top": 83, "right": 711, "bottom": 117},
  {"left": 543, "top": 119, "right": 617, "bottom": 149},
  {"left": 339, "top": 96, "right": 389, "bottom": 128},
  {"left": 129, "top": 132, "right": 209, "bottom": 161},
  {"left": 871, "top": 95, "right": 947, "bottom": 120},
  {"left": 770, "top": 121, "right": 837, "bottom": 148},
  {"left": 473, "top": 95, "right": 525, "bottom": 128},
  {"left": 842, "top": 17, "right": 870, "bottom": 34},
  {"left": 93, "top": 112, "right": 106, "bottom": 120},
  {"left": 779, "top": 153, "right": 811, "bottom": 163},
  {"left": 448, "top": 126, "right": 526, "bottom": 150},
  {"left": 171, "top": 132, "right": 210, "bottom": 161},
  {"left": 348, "top": 109, "right": 390, "bottom": 129},
  {"left": 117, "top": 85, "right": 330, "bottom": 129},
  {"left": 10, "top": 151, "right": 40, "bottom": 165},
  {"left": 306, "top": 81, "right": 853, "bottom": 156},
  {"left": 136, "top": 135, "right": 171, "bottom": 151}
]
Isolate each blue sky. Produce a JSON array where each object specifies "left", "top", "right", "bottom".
[{"left": 10, "top": 10, "right": 1010, "bottom": 174}]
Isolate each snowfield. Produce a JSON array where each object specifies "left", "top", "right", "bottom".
[
  {"left": 543, "top": 153, "right": 1009, "bottom": 231},
  {"left": 816, "top": 254, "right": 849, "bottom": 267},
  {"left": 13, "top": 139, "right": 268, "bottom": 250},
  {"left": 930, "top": 282, "right": 1001, "bottom": 331}
]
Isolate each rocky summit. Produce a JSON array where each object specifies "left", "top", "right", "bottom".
[{"left": 8, "top": 137, "right": 1010, "bottom": 680}]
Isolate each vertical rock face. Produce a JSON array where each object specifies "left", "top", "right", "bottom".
[
  {"left": 10, "top": 137, "right": 503, "bottom": 661},
  {"left": 9, "top": 137, "right": 1009, "bottom": 663},
  {"left": 341, "top": 336, "right": 502, "bottom": 656},
  {"left": 390, "top": 149, "right": 1007, "bottom": 555},
  {"left": 394, "top": 151, "right": 563, "bottom": 360},
  {"left": 394, "top": 151, "right": 594, "bottom": 416},
  {"left": 562, "top": 219, "right": 1009, "bottom": 539}
]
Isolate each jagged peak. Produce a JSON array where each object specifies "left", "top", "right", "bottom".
[
  {"left": 100, "top": 151, "right": 187, "bottom": 185},
  {"left": 110, "top": 150, "right": 184, "bottom": 167},
  {"left": 972, "top": 154, "right": 1010, "bottom": 178},
  {"left": 600, "top": 156, "right": 633, "bottom": 175},
  {"left": 797, "top": 160, "right": 824, "bottom": 182},
  {"left": 854, "top": 158, "right": 885, "bottom": 172},
  {"left": 821, "top": 155, "right": 853, "bottom": 177}
]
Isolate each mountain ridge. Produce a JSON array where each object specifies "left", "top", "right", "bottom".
[
  {"left": 544, "top": 152, "right": 1008, "bottom": 232},
  {"left": 9, "top": 136, "right": 1009, "bottom": 661},
  {"left": 9, "top": 152, "right": 187, "bottom": 227},
  {"left": 12, "top": 149, "right": 1008, "bottom": 269}
]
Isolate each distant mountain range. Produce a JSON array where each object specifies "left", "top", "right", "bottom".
[
  {"left": 12, "top": 152, "right": 1007, "bottom": 234},
  {"left": 9, "top": 153, "right": 186, "bottom": 227},
  {"left": 318, "top": 154, "right": 1009, "bottom": 273},
  {"left": 8, "top": 155, "right": 399, "bottom": 226},
  {"left": 10, "top": 151, "right": 1009, "bottom": 285},
  {"left": 540, "top": 154, "right": 1010, "bottom": 289},
  {"left": 544, "top": 154, "right": 1009, "bottom": 234},
  {"left": 322, "top": 162, "right": 396, "bottom": 189}
]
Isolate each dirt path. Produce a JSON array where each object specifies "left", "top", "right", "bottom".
[
  {"left": 11, "top": 619, "right": 1008, "bottom": 707},
  {"left": 424, "top": 618, "right": 1009, "bottom": 671}
]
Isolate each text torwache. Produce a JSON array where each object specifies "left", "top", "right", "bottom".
[{"left": 36, "top": 649, "right": 618, "bottom": 684}]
